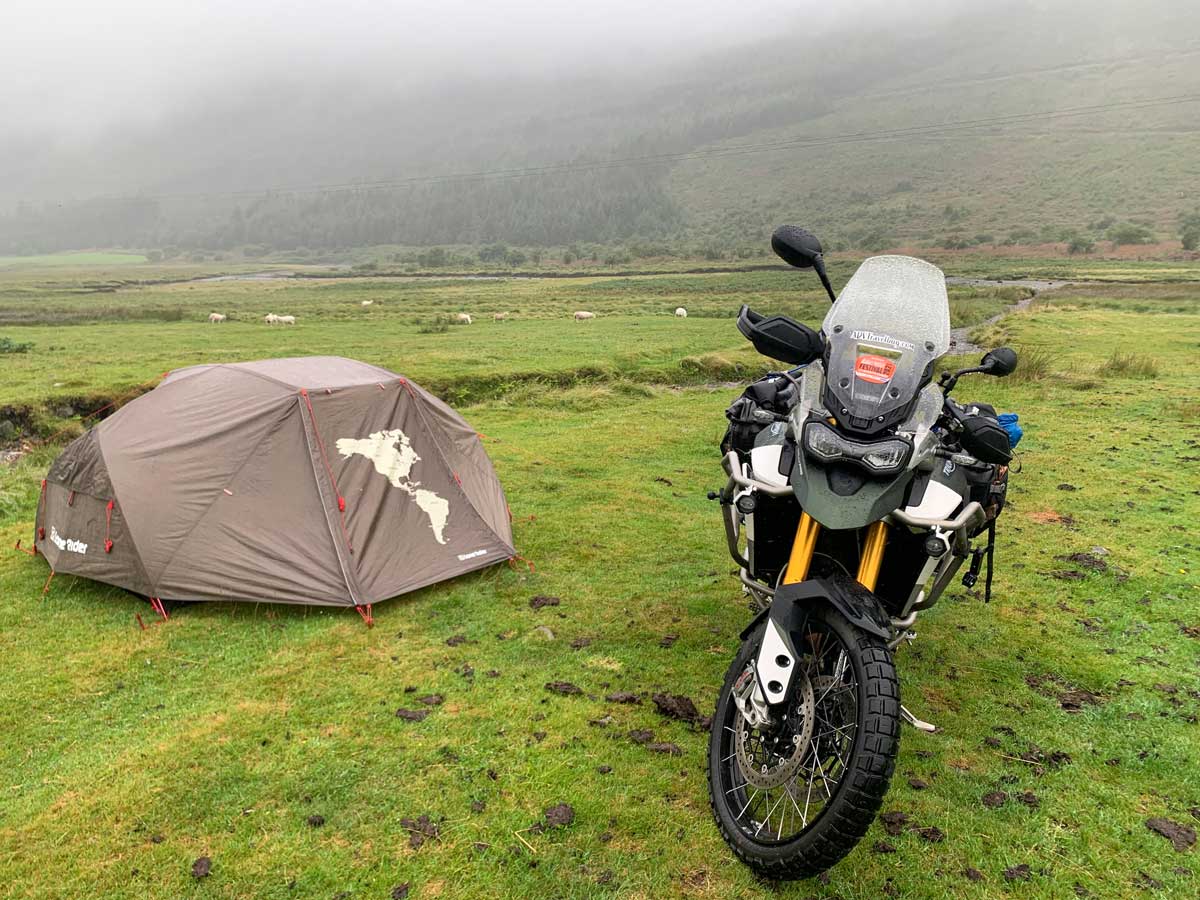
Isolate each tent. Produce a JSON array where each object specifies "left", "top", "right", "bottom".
[{"left": 33, "top": 357, "right": 514, "bottom": 618}]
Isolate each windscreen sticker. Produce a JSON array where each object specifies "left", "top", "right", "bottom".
[
  {"left": 850, "top": 330, "right": 915, "bottom": 351},
  {"left": 854, "top": 354, "right": 897, "bottom": 384}
]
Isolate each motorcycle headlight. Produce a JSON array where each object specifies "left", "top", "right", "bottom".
[
  {"left": 802, "top": 421, "right": 912, "bottom": 475},
  {"left": 803, "top": 422, "right": 847, "bottom": 462},
  {"left": 861, "top": 442, "right": 910, "bottom": 472}
]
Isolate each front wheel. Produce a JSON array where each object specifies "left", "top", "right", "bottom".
[{"left": 707, "top": 605, "right": 900, "bottom": 879}]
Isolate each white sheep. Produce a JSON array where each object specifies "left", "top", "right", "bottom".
[
  {"left": 494, "top": 312, "right": 509, "bottom": 322},
  {"left": 674, "top": 307, "right": 687, "bottom": 318},
  {"left": 208, "top": 313, "right": 227, "bottom": 323},
  {"left": 264, "top": 313, "right": 279, "bottom": 325},
  {"left": 453, "top": 313, "right": 472, "bottom": 325},
  {"left": 362, "top": 300, "right": 374, "bottom": 307},
  {"left": 278, "top": 315, "right": 297, "bottom": 326},
  {"left": 574, "top": 311, "right": 596, "bottom": 321}
]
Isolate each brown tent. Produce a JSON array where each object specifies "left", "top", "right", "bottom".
[{"left": 33, "top": 357, "right": 514, "bottom": 616}]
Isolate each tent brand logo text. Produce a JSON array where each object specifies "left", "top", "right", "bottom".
[
  {"left": 457, "top": 549, "right": 489, "bottom": 561},
  {"left": 50, "top": 526, "right": 88, "bottom": 555}
]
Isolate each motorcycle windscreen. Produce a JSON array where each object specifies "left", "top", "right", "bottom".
[{"left": 822, "top": 255, "right": 951, "bottom": 421}]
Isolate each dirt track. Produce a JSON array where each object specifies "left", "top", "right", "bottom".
[{"left": 947, "top": 277, "right": 1074, "bottom": 354}]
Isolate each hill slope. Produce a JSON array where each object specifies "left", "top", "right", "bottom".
[{"left": 2, "top": 0, "right": 1198, "bottom": 253}]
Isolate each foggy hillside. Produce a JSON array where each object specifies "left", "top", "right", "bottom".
[{"left": 2, "top": 0, "right": 1198, "bottom": 255}]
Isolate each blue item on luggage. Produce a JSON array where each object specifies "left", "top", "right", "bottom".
[{"left": 998, "top": 413, "right": 1022, "bottom": 448}]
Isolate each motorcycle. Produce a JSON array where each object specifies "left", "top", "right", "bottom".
[{"left": 706, "top": 225, "right": 1020, "bottom": 878}]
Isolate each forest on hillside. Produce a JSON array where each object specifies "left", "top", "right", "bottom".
[{"left": 3, "top": 1, "right": 1198, "bottom": 256}]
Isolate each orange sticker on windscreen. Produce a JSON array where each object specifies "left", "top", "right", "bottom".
[{"left": 854, "top": 354, "right": 897, "bottom": 384}]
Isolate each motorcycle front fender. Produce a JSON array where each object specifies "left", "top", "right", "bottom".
[{"left": 744, "top": 576, "right": 892, "bottom": 708}]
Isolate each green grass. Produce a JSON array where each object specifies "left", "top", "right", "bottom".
[
  {"left": 0, "top": 268, "right": 1019, "bottom": 422},
  {"left": 0, "top": 251, "right": 148, "bottom": 268},
  {"left": 1, "top": 265, "right": 1199, "bottom": 897}
]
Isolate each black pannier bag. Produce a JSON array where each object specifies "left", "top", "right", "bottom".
[
  {"left": 961, "top": 401, "right": 1011, "bottom": 534},
  {"left": 965, "top": 463, "right": 1009, "bottom": 527},
  {"left": 720, "top": 373, "right": 799, "bottom": 458}
]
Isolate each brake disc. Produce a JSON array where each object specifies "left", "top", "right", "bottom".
[{"left": 735, "top": 668, "right": 816, "bottom": 789}]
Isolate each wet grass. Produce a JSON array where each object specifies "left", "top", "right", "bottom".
[
  {"left": 0, "top": 265, "right": 1199, "bottom": 897},
  {"left": 1102, "top": 351, "right": 1161, "bottom": 379},
  {"left": 0, "top": 268, "right": 1021, "bottom": 428}
]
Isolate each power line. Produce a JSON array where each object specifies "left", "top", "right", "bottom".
[{"left": 119, "top": 92, "right": 1200, "bottom": 203}]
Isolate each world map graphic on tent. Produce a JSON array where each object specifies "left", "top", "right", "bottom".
[{"left": 336, "top": 429, "right": 450, "bottom": 544}]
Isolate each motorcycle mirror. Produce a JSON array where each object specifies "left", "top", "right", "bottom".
[
  {"left": 771, "top": 225, "right": 838, "bottom": 303},
  {"left": 981, "top": 347, "right": 1019, "bottom": 377},
  {"left": 771, "top": 225, "right": 824, "bottom": 269}
]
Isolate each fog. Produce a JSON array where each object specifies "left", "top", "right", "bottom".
[
  {"left": 3, "top": 0, "right": 1192, "bottom": 253},
  {"left": 6, "top": 0, "right": 810, "bottom": 136}
]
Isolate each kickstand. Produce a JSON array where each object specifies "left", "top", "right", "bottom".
[{"left": 901, "top": 705, "right": 938, "bottom": 733}]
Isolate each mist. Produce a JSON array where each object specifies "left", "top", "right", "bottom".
[
  {"left": 5, "top": 0, "right": 811, "bottom": 136},
  {"left": 2, "top": 0, "right": 1195, "bottom": 255}
]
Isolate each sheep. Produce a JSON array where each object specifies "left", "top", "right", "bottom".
[
  {"left": 494, "top": 312, "right": 509, "bottom": 322},
  {"left": 208, "top": 313, "right": 227, "bottom": 323},
  {"left": 574, "top": 311, "right": 596, "bottom": 321},
  {"left": 453, "top": 313, "right": 472, "bottom": 325},
  {"left": 264, "top": 313, "right": 279, "bottom": 325},
  {"left": 674, "top": 307, "right": 687, "bottom": 318},
  {"left": 361, "top": 300, "right": 374, "bottom": 307},
  {"left": 278, "top": 315, "right": 297, "bottom": 326}
]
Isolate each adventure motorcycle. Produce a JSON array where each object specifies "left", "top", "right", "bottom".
[{"left": 706, "top": 226, "right": 1020, "bottom": 878}]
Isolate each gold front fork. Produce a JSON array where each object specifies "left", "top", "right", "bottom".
[
  {"left": 783, "top": 514, "right": 889, "bottom": 590},
  {"left": 782, "top": 512, "right": 821, "bottom": 585},
  {"left": 855, "top": 520, "right": 889, "bottom": 592}
]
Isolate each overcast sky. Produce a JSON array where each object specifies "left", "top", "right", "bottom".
[{"left": 2, "top": 0, "right": 826, "bottom": 135}]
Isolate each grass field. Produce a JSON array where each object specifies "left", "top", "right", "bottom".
[
  {"left": 1, "top": 263, "right": 1199, "bottom": 898},
  {"left": 0, "top": 251, "right": 148, "bottom": 269}
]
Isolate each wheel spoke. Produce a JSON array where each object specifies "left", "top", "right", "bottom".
[
  {"left": 734, "top": 788, "right": 759, "bottom": 822},
  {"left": 717, "top": 615, "right": 875, "bottom": 846}
]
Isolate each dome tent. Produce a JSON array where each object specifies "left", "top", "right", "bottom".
[{"left": 33, "top": 357, "right": 514, "bottom": 618}]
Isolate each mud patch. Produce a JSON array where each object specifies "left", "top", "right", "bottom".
[
  {"left": 1058, "top": 551, "right": 1107, "bottom": 570},
  {"left": 545, "top": 681, "right": 582, "bottom": 696},
  {"left": 1146, "top": 817, "right": 1196, "bottom": 852},
  {"left": 647, "top": 742, "right": 683, "bottom": 755},
  {"left": 544, "top": 803, "right": 576, "bottom": 828},
  {"left": 880, "top": 811, "right": 910, "bottom": 836},
  {"left": 1028, "top": 509, "right": 1076, "bottom": 527},
  {"left": 1004, "top": 864, "right": 1032, "bottom": 882},
  {"left": 191, "top": 857, "right": 212, "bottom": 879},
  {"left": 401, "top": 814, "right": 440, "bottom": 849},
  {"left": 652, "top": 693, "right": 703, "bottom": 725},
  {"left": 1025, "top": 673, "right": 1103, "bottom": 711}
]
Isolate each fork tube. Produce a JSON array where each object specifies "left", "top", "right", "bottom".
[
  {"left": 782, "top": 512, "right": 820, "bottom": 585},
  {"left": 856, "top": 521, "right": 889, "bottom": 592}
]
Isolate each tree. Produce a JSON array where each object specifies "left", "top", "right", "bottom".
[
  {"left": 1107, "top": 222, "right": 1153, "bottom": 245},
  {"left": 1180, "top": 210, "right": 1200, "bottom": 251},
  {"left": 1067, "top": 234, "right": 1094, "bottom": 255}
]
